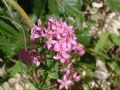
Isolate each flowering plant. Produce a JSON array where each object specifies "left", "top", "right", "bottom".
[
  {"left": 29, "top": 17, "right": 85, "bottom": 89},
  {"left": 0, "top": 0, "right": 120, "bottom": 90}
]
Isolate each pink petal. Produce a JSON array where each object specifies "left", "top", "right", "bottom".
[
  {"left": 30, "top": 34, "right": 40, "bottom": 40},
  {"left": 59, "top": 84, "right": 65, "bottom": 90},
  {"left": 78, "top": 49, "right": 85, "bottom": 56},
  {"left": 71, "top": 40, "right": 77, "bottom": 45},
  {"left": 73, "top": 72, "right": 80, "bottom": 82},
  {"left": 67, "top": 63, "right": 73, "bottom": 70},
  {"left": 65, "top": 84, "right": 69, "bottom": 90},
  {"left": 52, "top": 24, "right": 56, "bottom": 30},
  {"left": 53, "top": 43, "right": 61, "bottom": 52},
  {"left": 62, "top": 42, "right": 67, "bottom": 49},
  {"left": 66, "top": 80, "right": 73, "bottom": 85},
  {"left": 46, "top": 42, "right": 52, "bottom": 50},
  {"left": 37, "top": 19, "right": 41, "bottom": 27},
  {"left": 57, "top": 79, "right": 63, "bottom": 84},
  {"left": 56, "top": 34, "right": 61, "bottom": 39},
  {"left": 65, "top": 69, "right": 70, "bottom": 77},
  {"left": 53, "top": 54, "right": 60, "bottom": 60},
  {"left": 66, "top": 43, "right": 72, "bottom": 51},
  {"left": 33, "top": 57, "right": 40, "bottom": 66},
  {"left": 61, "top": 52, "right": 70, "bottom": 59},
  {"left": 60, "top": 58, "right": 66, "bottom": 64},
  {"left": 63, "top": 74, "right": 67, "bottom": 80}
]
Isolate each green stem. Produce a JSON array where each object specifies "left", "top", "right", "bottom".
[
  {"left": 6, "top": 0, "right": 33, "bottom": 28},
  {"left": 40, "top": 61, "right": 54, "bottom": 89},
  {"left": 2, "top": 0, "right": 15, "bottom": 20}
]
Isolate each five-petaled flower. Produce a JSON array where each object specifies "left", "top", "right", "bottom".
[
  {"left": 73, "top": 72, "right": 80, "bottom": 82},
  {"left": 57, "top": 74, "right": 73, "bottom": 90}
]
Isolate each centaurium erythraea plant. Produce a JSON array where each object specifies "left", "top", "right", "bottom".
[
  {"left": 45, "top": 17, "right": 85, "bottom": 64},
  {"left": 30, "top": 17, "right": 85, "bottom": 64},
  {"left": 30, "top": 17, "right": 85, "bottom": 89}
]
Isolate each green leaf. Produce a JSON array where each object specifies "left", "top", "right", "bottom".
[
  {"left": 0, "top": 19, "right": 20, "bottom": 39},
  {"left": 107, "top": 0, "right": 120, "bottom": 12},
  {"left": 59, "top": 0, "right": 84, "bottom": 27},
  {"left": 33, "top": 0, "right": 47, "bottom": 17},
  {"left": 110, "top": 34, "right": 120, "bottom": 46},
  {"left": 48, "top": 0, "right": 58, "bottom": 15},
  {"left": 48, "top": 72, "right": 58, "bottom": 79},
  {"left": 8, "top": 61, "right": 27, "bottom": 76},
  {"left": 76, "top": 29, "right": 91, "bottom": 46},
  {"left": 108, "top": 61, "right": 120, "bottom": 75},
  {"left": 0, "top": 19, "right": 23, "bottom": 58},
  {"left": 94, "top": 32, "right": 110, "bottom": 52},
  {"left": 28, "top": 81, "right": 38, "bottom": 90},
  {"left": 83, "top": 83, "right": 90, "bottom": 90},
  {"left": 80, "top": 53, "right": 96, "bottom": 69}
]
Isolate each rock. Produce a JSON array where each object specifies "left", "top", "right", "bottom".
[
  {"left": 8, "top": 78, "right": 17, "bottom": 85},
  {"left": 96, "top": 60, "right": 107, "bottom": 72},
  {"left": 82, "top": 71, "right": 86, "bottom": 76},
  {"left": 95, "top": 60, "right": 110, "bottom": 80},
  {"left": 14, "top": 83, "right": 24, "bottom": 90},
  {"left": 0, "top": 65, "right": 6, "bottom": 77},
  {"left": 14, "top": 73, "right": 21, "bottom": 81},
  {"left": 0, "top": 73, "right": 31, "bottom": 90},
  {"left": 2, "top": 82, "right": 11, "bottom": 90},
  {"left": 92, "top": 2, "right": 103, "bottom": 8},
  {"left": 0, "top": 86, "right": 4, "bottom": 90},
  {"left": 95, "top": 70, "right": 110, "bottom": 80}
]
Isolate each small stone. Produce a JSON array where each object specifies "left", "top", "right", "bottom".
[
  {"left": 8, "top": 78, "right": 17, "bottom": 85},
  {"left": 0, "top": 86, "right": 4, "bottom": 90},
  {"left": 82, "top": 71, "right": 86, "bottom": 76},
  {"left": 95, "top": 70, "right": 110, "bottom": 80},
  {"left": 24, "top": 83, "right": 29, "bottom": 89},
  {"left": 92, "top": 2, "right": 103, "bottom": 8},
  {"left": 0, "top": 65, "right": 5, "bottom": 77},
  {"left": 96, "top": 60, "right": 107, "bottom": 72},
  {"left": 0, "top": 58, "right": 3, "bottom": 62},
  {"left": 22, "top": 73, "right": 29, "bottom": 80},
  {"left": 2, "top": 82, "right": 11, "bottom": 90},
  {"left": 14, "top": 83, "right": 24, "bottom": 90},
  {"left": 14, "top": 73, "right": 21, "bottom": 81}
]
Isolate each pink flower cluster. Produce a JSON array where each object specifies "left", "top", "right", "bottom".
[
  {"left": 30, "top": 17, "right": 85, "bottom": 64},
  {"left": 30, "top": 19, "right": 46, "bottom": 41},
  {"left": 30, "top": 17, "right": 84, "bottom": 89},
  {"left": 30, "top": 49, "right": 40, "bottom": 66},
  {"left": 58, "top": 63, "right": 80, "bottom": 90},
  {"left": 46, "top": 17, "right": 85, "bottom": 64}
]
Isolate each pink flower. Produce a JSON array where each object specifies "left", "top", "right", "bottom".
[
  {"left": 46, "top": 37, "right": 56, "bottom": 50},
  {"left": 60, "top": 58, "right": 67, "bottom": 64},
  {"left": 30, "top": 26, "right": 40, "bottom": 40},
  {"left": 53, "top": 53, "right": 61, "bottom": 60},
  {"left": 67, "top": 63, "right": 73, "bottom": 70},
  {"left": 30, "top": 19, "right": 43, "bottom": 41},
  {"left": 33, "top": 56, "right": 40, "bottom": 66},
  {"left": 61, "top": 52, "right": 70, "bottom": 59},
  {"left": 74, "top": 44, "right": 85, "bottom": 56},
  {"left": 57, "top": 75, "right": 73, "bottom": 90},
  {"left": 53, "top": 42, "right": 61, "bottom": 52},
  {"left": 73, "top": 72, "right": 80, "bottom": 82},
  {"left": 65, "top": 69, "right": 70, "bottom": 77},
  {"left": 37, "top": 19, "right": 42, "bottom": 27}
]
